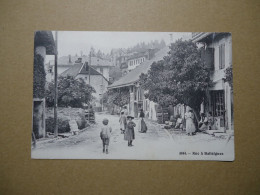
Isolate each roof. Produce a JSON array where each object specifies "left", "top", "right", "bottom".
[
  {"left": 108, "top": 46, "right": 170, "bottom": 89},
  {"left": 60, "top": 63, "right": 109, "bottom": 83},
  {"left": 49, "top": 55, "right": 89, "bottom": 66},
  {"left": 90, "top": 56, "right": 113, "bottom": 67},
  {"left": 60, "top": 63, "right": 83, "bottom": 77},
  {"left": 127, "top": 52, "right": 147, "bottom": 60}
]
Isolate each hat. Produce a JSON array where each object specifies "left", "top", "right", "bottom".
[
  {"left": 127, "top": 116, "right": 134, "bottom": 119},
  {"left": 102, "top": 118, "right": 109, "bottom": 125}
]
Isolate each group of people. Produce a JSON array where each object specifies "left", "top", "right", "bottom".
[
  {"left": 184, "top": 109, "right": 214, "bottom": 136},
  {"left": 100, "top": 109, "right": 148, "bottom": 154},
  {"left": 168, "top": 109, "right": 214, "bottom": 136}
]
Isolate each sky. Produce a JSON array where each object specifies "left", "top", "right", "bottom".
[{"left": 46, "top": 31, "right": 191, "bottom": 62}]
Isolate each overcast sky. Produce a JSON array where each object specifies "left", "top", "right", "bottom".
[{"left": 46, "top": 31, "right": 191, "bottom": 61}]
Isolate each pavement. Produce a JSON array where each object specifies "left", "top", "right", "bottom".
[{"left": 31, "top": 112, "right": 234, "bottom": 161}]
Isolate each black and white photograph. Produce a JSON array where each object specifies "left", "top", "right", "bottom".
[{"left": 32, "top": 31, "right": 234, "bottom": 160}]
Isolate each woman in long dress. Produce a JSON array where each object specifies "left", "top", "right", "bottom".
[
  {"left": 119, "top": 111, "right": 127, "bottom": 134},
  {"left": 138, "top": 109, "right": 147, "bottom": 133},
  {"left": 185, "top": 109, "right": 196, "bottom": 136},
  {"left": 124, "top": 116, "right": 136, "bottom": 146}
]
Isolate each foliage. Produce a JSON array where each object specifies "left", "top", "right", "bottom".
[
  {"left": 45, "top": 75, "right": 95, "bottom": 108},
  {"left": 139, "top": 39, "right": 212, "bottom": 116},
  {"left": 46, "top": 117, "right": 70, "bottom": 133},
  {"left": 103, "top": 88, "right": 130, "bottom": 108},
  {"left": 109, "top": 66, "right": 122, "bottom": 82},
  {"left": 76, "top": 112, "right": 88, "bottom": 130},
  {"left": 126, "top": 39, "right": 166, "bottom": 53},
  {"left": 33, "top": 54, "right": 46, "bottom": 98},
  {"left": 225, "top": 66, "right": 233, "bottom": 90}
]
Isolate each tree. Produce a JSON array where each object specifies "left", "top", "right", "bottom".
[
  {"left": 45, "top": 76, "right": 95, "bottom": 108},
  {"left": 90, "top": 47, "right": 96, "bottom": 57},
  {"left": 106, "top": 88, "right": 130, "bottom": 107},
  {"left": 96, "top": 49, "right": 103, "bottom": 58},
  {"left": 140, "top": 39, "right": 212, "bottom": 122},
  {"left": 33, "top": 54, "right": 46, "bottom": 98},
  {"left": 109, "top": 66, "right": 122, "bottom": 82}
]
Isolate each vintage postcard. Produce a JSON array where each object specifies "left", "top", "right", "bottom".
[{"left": 31, "top": 31, "right": 234, "bottom": 160}]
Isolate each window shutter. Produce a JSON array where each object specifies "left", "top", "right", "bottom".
[
  {"left": 219, "top": 45, "right": 222, "bottom": 69},
  {"left": 222, "top": 43, "right": 225, "bottom": 69}
]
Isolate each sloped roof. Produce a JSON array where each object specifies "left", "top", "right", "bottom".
[
  {"left": 90, "top": 56, "right": 113, "bottom": 67},
  {"left": 49, "top": 55, "right": 89, "bottom": 66},
  {"left": 127, "top": 51, "right": 147, "bottom": 60},
  {"left": 60, "top": 63, "right": 109, "bottom": 83},
  {"left": 108, "top": 46, "right": 170, "bottom": 89},
  {"left": 60, "top": 63, "right": 83, "bottom": 77}
]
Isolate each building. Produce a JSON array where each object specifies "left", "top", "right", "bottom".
[
  {"left": 61, "top": 59, "right": 109, "bottom": 109},
  {"left": 46, "top": 54, "right": 89, "bottom": 82},
  {"left": 117, "top": 48, "right": 158, "bottom": 75},
  {"left": 108, "top": 47, "right": 169, "bottom": 120},
  {"left": 192, "top": 32, "right": 233, "bottom": 131},
  {"left": 89, "top": 56, "right": 114, "bottom": 81},
  {"left": 127, "top": 52, "right": 147, "bottom": 71},
  {"left": 33, "top": 31, "right": 56, "bottom": 138}
]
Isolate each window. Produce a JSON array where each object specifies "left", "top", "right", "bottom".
[
  {"left": 210, "top": 90, "right": 225, "bottom": 117},
  {"left": 219, "top": 43, "right": 225, "bottom": 69}
]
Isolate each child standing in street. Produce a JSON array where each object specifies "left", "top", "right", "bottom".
[
  {"left": 124, "top": 116, "right": 136, "bottom": 146},
  {"left": 100, "top": 118, "right": 112, "bottom": 154}
]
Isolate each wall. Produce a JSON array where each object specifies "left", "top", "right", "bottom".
[
  {"left": 76, "top": 74, "right": 108, "bottom": 101},
  {"left": 93, "top": 67, "right": 110, "bottom": 81},
  {"left": 128, "top": 57, "right": 146, "bottom": 70}
]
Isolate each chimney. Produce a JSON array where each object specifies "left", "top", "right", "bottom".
[{"left": 69, "top": 55, "right": 71, "bottom": 63}]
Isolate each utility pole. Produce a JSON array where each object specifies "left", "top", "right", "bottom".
[
  {"left": 54, "top": 31, "right": 58, "bottom": 137},
  {"left": 88, "top": 51, "right": 91, "bottom": 123}
]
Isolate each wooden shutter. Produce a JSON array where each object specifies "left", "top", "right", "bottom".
[
  {"left": 222, "top": 43, "right": 225, "bottom": 69},
  {"left": 219, "top": 44, "right": 225, "bottom": 69}
]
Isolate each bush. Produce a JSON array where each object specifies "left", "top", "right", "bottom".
[
  {"left": 76, "top": 113, "right": 88, "bottom": 130},
  {"left": 46, "top": 117, "right": 70, "bottom": 133}
]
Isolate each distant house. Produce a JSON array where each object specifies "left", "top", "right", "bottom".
[
  {"left": 127, "top": 52, "right": 147, "bottom": 71},
  {"left": 46, "top": 54, "right": 89, "bottom": 82},
  {"left": 61, "top": 59, "right": 109, "bottom": 109},
  {"left": 108, "top": 47, "right": 169, "bottom": 120},
  {"left": 89, "top": 56, "right": 114, "bottom": 81}
]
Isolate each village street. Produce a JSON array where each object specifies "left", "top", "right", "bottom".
[{"left": 32, "top": 112, "right": 234, "bottom": 160}]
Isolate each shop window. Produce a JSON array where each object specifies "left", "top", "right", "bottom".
[{"left": 210, "top": 90, "right": 225, "bottom": 117}]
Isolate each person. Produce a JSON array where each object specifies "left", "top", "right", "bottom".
[
  {"left": 124, "top": 116, "right": 136, "bottom": 146},
  {"left": 198, "top": 113, "right": 208, "bottom": 131},
  {"left": 207, "top": 112, "right": 214, "bottom": 130},
  {"left": 100, "top": 118, "right": 112, "bottom": 154},
  {"left": 119, "top": 111, "right": 127, "bottom": 134},
  {"left": 185, "top": 109, "right": 196, "bottom": 136},
  {"left": 174, "top": 115, "right": 183, "bottom": 129},
  {"left": 138, "top": 109, "right": 147, "bottom": 133}
]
